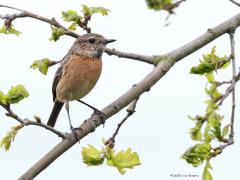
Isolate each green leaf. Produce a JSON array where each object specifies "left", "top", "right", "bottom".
[
  {"left": 222, "top": 124, "right": 231, "bottom": 138},
  {"left": 190, "top": 47, "right": 230, "bottom": 75},
  {"left": 81, "top": 5, "right": 110, "bottom": 16},
  {"left": 0, "top": 91, "right": 7, "bottom": 104},
  {"left": 181, "top": 143, "right": 211, "bottom": 167},
  {"left": 0, "top": 25, "right": 21, "bottom": 36},
  {"left": 62, "top": 10, "right": 82, "bottom": 23},
  {"left": 146, "top": 0, "right": 173, "bottom": 11},
  {"left": 205, "top": 73, "right": 215, "bottom": 83},
  {"left": 202, "top": 161, "right": 213, "bottom": 180},
  {"left": 68, "top": 23, "right": 77, "bottom": 30},
  {"left": 49, "top": 27, "right": 65, "bottom": 41},
  {"left": 82, "top": 145, "right": 105, "bottom": 166},
  {"left": 105, "top": 148, "right": 141, "bottom": 175},
  {"left": 81, "top": 5, "right": 91, "bottom": 15},
  {"left": 0, "top": 125, "right": 23, "bottom": 151},
  {"left": 90, "top": 7, "right": 110, "bottom": 16},
  {"left": 190, "top": 121, "right": 203, "bottom": 141},
  {"left": 30, "top": 58, "right": 49, "bottom": 75},
  {"left": 5, "top": 84, "right": 29, "bottom": 104}
]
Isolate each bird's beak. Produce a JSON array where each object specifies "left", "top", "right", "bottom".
[{"left": 104, "top": 39, "right": 116, "bottom": 44}]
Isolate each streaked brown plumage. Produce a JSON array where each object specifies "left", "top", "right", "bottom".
[{"left": 47, "top": 33, "right": 115, "bottom": 127}]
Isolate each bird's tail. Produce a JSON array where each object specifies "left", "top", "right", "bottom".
[{"left": 47, "top": 101, "right": 64, "bottom": 127}]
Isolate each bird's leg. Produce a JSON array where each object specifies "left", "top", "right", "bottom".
[
  {"left": 65, "top": 101, "right": 74, "bottom": 129},
  {"left": 65, "top": 101, "right": 80, "bottom": 140},
  {"left": 76, "top": 99, "right": 107, "bottom": 120}
]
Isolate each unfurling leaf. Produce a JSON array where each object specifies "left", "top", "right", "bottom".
[
  {"left": 81, "top": 5, "right": 110, "bottom": 16},
  {"left": 0, "top": 91, "right": 7, "bottom": 104},
  {"left": 202, "top": 161, "right": 213, "bottom": 180},
  {"left": 0, "top": 125, "right": 23, "bottom": 151},
  {"left": 49, "top": 27, "right": 65, "bottom": 41},
  {"left": 181, "top": 143, "right": 211, "bottom": 167},
  {"left": 190, "top": 47, "right": 230, "bottom": 75},
  {"left": 90, "top": 7, "right": 110, "bottom": 16},
  {"left": 105, "top": 148, "right": 141, "bottom": 175},
  {"left": 30, "top": 58, "right": 49, "bottom": 75},
  {"left": 5, "top": 84, "right": 29, "bottom": 104},
  {"left": 82, "top": 145, "right": 105, "bottom": 166},
  {"left": 0, "top": 25, "right": 21, "bottom": 36},
  {"left": 62, "top": 10, "right": 82, "bottom": 23},
  {"left": 146, "top": 0, "right": 173, "bottom": 11},
  {"left": 222, "top": 124, "right": 231, "bottom": 138}
]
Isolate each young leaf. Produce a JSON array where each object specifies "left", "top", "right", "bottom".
[
  {"left": 62, "top": 10, "right": 82, "bottom": 23},
  {"left": 82, "top": 145, "right": 105, "bottom": 166},
  {"left": 0, "top": 91, "right": 6, "bottom": 104},
  {"left": 146, "top": 0, "right": 173, "bottom": 11},
  {"left": 30, "top": 58, "right": 49, "bottom": 75},
  {"left": 0, "top": 125, "right": 23, "bottom": 151},
  {"left": 0, "top": 25, "right": 21, "bottom": 36},
  {"left": 105, "top": 148, "right": 141, "bottom": 175},
  {"left": 222, "top": 124, "right": 231, "bottom": 138},
  {"left": 181, "top": 143, "right": 211, "bottom": 167},
  {"left": 49, "top": 27, "right": 65, "bottom": 41},
  {"left": 5, "top": 84, "right": 29, "bottom": 104},
  {"left": 81, "top": 5, "right": 91, "bottom": 15},
  {"left": 90, "top": 7, "right": 110, "bottom": 16},
  {"left": 202, "top": 161, "right": 213, "bottom": 180}
]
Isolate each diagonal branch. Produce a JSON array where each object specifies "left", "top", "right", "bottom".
[
  {"left": 18, "top": 12, "right": 240, "bottom": 180},
  {"left": 229, "top": 0, "right": 240, "bottom": 7}
]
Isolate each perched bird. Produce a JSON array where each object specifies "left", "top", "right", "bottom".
[{"left": 47, "top": 33, "right": 116, "bottom": 128}]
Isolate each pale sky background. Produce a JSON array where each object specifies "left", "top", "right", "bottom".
[{"left": 0, "top": 0, "right": 240, "bottom": 179}]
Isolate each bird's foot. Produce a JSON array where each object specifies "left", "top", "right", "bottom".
[
  {"left": 70, "top": 126, "right": 80, "bottom": 141},
  {"left": 92, "top": 109, "right": 107, "bottom": 126}
]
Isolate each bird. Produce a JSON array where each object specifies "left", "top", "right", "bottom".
[{"left": 47, "top": 33, "right": 116, "bottom": 128}]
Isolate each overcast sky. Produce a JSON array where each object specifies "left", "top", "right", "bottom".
[{"left": 0, "top": 0, "right": 240, "bottom": 179}]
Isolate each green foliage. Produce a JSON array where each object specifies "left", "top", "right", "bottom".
[
  {"left": 49, "top": 27, "right": 65, "bottom": 41},
  {"left": 0, "top": 125, "right": 23, "bottom": 151},
  {"left": 30, "top": 58, "right": 49, "bottom": 75},
  {"left": 185, "top": 46, "right": 234, "bottom": 179},
  {"left": 0, "top": 25, "right": 21, "bottom": 36},
  {"left": 81, "top": 5, "right": 110, "bottom": 16},
  {"left": 105, "top": 147, "right": 141, "bottom": 175},
  {"left": 181, "top": 143, "right": 211, "bottom": 167},
  {"left": 190, "top": 47, "right": 230, "bottom": 75},
  {"left": 61, "top": 5, "right": 109, "bottom": 31},
  {"left": 62, "top": 10, "right": 83, "bottom": 22},
  {"left": 202, "top": 161, "right": 213, "bottom": 180},
  {"left": 146, "top": 0, "right": 172, "bottom": 10},
  {"left": 62, "top": 10, "right": 82, "bottom": 30},
  {"left": 4, "top": 84, "right": 29, "bottom": 104},
  {"left": 82, "top": 145, "right": 105, "bottom": 166},
  {"left": 82, "top": 144, "right": 140, "bottom": 175}
]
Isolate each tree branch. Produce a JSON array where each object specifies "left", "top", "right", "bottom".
[
  {"left": 105, "top": 97, "right": 139, "bottom": 148},
  {"left": 0, "top": 4, "right": 155, "bottom": 65},
  {"left": 0, "top": 104, "right": 65, "bottom": 138},
  {"left": 229, "top": 0, "right": 240, "bottom": 7},
  {"left": 229, "top": 31, "right": 236, "bottom": 140},
  {"left": 17, "top": 12, "right": 240, "bottom": 180}
]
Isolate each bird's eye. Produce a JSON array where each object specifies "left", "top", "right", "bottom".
[{"left": 88, "top": 38, "right": 95, "bottom": 44}]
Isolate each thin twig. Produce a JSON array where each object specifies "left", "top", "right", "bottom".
[
  {"left": 0, "top": 4, "right": 79, "bottom": 38},
  {"left": 105, "top": 97, "right": 139, "bottom": 148},
  {"left": 0, "top": 104, "right": 65, "bottom": 138},
  {"left": 229, "top": 0, "right": 240, "bottom": 7},
  {"left": 229, "top": 31, "right": 236, "bottom": 140}
]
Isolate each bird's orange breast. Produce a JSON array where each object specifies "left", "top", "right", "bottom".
[{"left": 56, "top": 54, "right": 102, "bottom": 102}]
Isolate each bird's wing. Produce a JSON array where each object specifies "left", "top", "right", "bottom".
[{"left": 52, "top": 54, "right": 71, "bottom": 101}]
